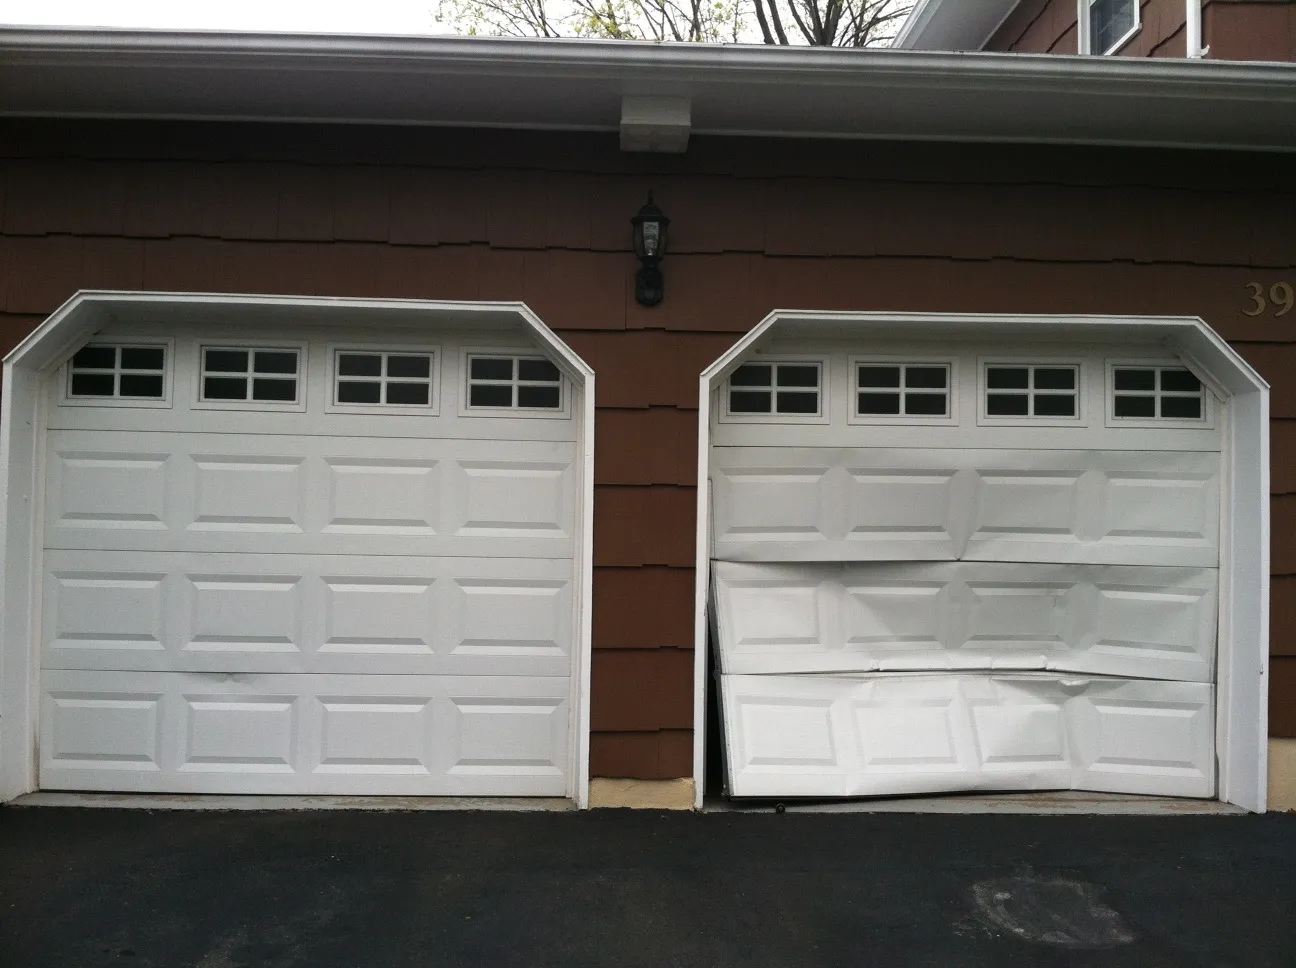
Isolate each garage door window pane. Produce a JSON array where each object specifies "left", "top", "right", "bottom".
[
  {"left": 68, "top": 343, "right": 168, "bottom": 401},
  {"left": 857, "top": 362, "right": 950, "bottom": 418},
  {"left": 727, "top": 362, "right": 822, "bottom": 418},
  {"left": 468, "top": 354, "right": 563, "bottom": 412},
  {"left": 201, "top": 347, "right": 300, "bottom": 404},
  {"left": 1111, "top": 366, "right": 1206, "bottom": 423},
  {"left": 984, "top": 364, "right": 1080, "bottom": 420},
  {"left": 333, "top": 350, "right": 436, "bottom": 410}
]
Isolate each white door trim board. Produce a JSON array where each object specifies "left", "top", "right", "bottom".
[
  {"left": 0, "top": 291, "right": 597, "bottom": 808},
  {"left": 693, "top": 311, "right": 1269, "bottom": 812}
]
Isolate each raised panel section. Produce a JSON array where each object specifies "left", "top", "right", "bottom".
[
  {"left": 44, "top": 431, "right": 576, "bottom": 558},
  {"left": 323, "top": 459, "right": 438, "bottom": 535},
  {"left": 191, "top": 456, "right": 305, "bottom": 532},
  {"left": 39, "top": 671, "right": 569, "bottom": 795},
  {"left": 720, "top": 673, "right": 1213, "bottom": 798},
  {"left": 711, "top": 448, "right": 1219, "bottom": 566},
  {"left": 712, "top": 561, "right": 1216, "bottom": 681},
  {"left": 46, "top": 450, "right": 169, "bottom": 531},
  {"left": 42, "top": 551, "right": 572, "bottom": 676},
  {"left": 40, "top": 689, "right": 163, "bottom": 772},
  {"left": 180, "top": 696, "right": 297, "bottom": 772}
]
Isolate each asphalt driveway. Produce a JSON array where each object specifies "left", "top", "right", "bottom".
[{"left": 2, "top": 806, "right": 1294, "bottom": 968}]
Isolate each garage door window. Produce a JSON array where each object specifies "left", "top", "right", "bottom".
[
  {"left": 199, "top": 346, "right": 303, "bottom": 408},
  {"left": 465, "top": 354, "right": 565, "bottom": 414},
  {"left": 331, "top": 348, "right": 438, "bottom": 411},
  {"left": 981, "top": 363, "right": 1081, "bottom": 422},
  {"left": 723, "top": 361, "right": 824, "bottom": 421},
  {"left": 64, "top": 342, "right": 170, "bottom": 405},
  {"left": 852, "top": 360, "right": 953, "bottom": 422},
  {"left": 1110, "top": 365, "right": 1208, "bottom": 424}
]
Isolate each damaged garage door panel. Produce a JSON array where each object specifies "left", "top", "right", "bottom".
[
  {"left": 719, "top": 673, "right": 1215, "bottom": 800},
  {"left": 712, "top": 560, "right": 1217, "bottom": 681},
  {"left": 710, "top": 448, "right": 1220, "bottom": 566}
]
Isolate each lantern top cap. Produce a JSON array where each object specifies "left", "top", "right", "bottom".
[{"left": 632, "top": 192, "right": 669, "bottom": 225}]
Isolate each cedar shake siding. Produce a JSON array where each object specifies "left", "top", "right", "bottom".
[
  {"left": 2, "top": 120, "right": 1294, "bottom": 778},
  {"left": 1204, "top": 0, "right": 1296, "bottom": 61},
  {"left": 984, "top": 0, "right": 1187, "bottom": 55}
]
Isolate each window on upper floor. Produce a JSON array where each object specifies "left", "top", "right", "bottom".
[{"left": 1085, "top": 0, "right": 1140, "bottom": 54}]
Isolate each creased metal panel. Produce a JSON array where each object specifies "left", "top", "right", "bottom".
[
  {"left": 40, "top": 669, "right": 570, "bottom": 796},
  {"left": 720, "top": 673, "right": 1214, "bottom": 799},
  {"left": 710, "top": 448, "right": 1220, "bottom": 566},
  {"left": 712, "top": 561, "right": 1217, "bottom": 681}
]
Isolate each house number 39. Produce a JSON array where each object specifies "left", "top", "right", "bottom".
[{"left": 1243, "top": 282, "right": 1294, "bottom": 317}]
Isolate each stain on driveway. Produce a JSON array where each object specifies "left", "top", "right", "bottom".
[{"left": 2, "top": 808, "right": 1294, "bottom": 968}]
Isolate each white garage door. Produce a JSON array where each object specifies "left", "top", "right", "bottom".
[
  {"left": 711, "top": 341, "right": 1220, "bottom": 800},
  {"left": 38, "top": 321, "right": 579, "bottom": 796}
]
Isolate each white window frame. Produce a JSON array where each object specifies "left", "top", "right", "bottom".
[
  {"left": 1105, "top": 358, "right": 1216, "bottom": 429},
  {"left": 847, "top": 356, "right": 959, "bottom": 426},
  {"left": 977, "top": 357, "right": 1086, "bottom": 427},
  {"left": 194, "top": 341, "right": 308, "bottom": 413},
  {"left": 459, "top": 348, "right": 571, "bottom": 419},
  {"left": 1078, "top": 0, "right": 1141, "bottom": 55},
  {"left": 719, "top": 356, "right": 829, "bottom": 425},
  {"left": 325, "top": 343, "right": 441, "bottom": 416},
  {"left": 58, "top": 338, "right": 174, "bottom": 409}
]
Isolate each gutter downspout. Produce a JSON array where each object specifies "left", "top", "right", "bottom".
[{"left": 1187, "top": 0, "right": 1208, "bottom": 57}]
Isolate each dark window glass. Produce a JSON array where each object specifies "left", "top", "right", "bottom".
[
  {"left": 120, "top": 347, "right": 164, "bottom": 371},
  {"left": 70, "top": 373, "right": 116, "bottom": 396},
  {"left": 1160, "top": 396, "right": 1203, "bottom": 420},
  {"left": 1114, "top": 395, "right": 1156, "bottom": 418},
  {"left": 1091, "top": 0, "right": 1136, "bottom": 53},
  {"left": 1034, "top": 395, "right": 1076, "bottom": 417},
  {"left": 777, "top": 365, "right": 819, "bottom": 389},
  {"left": 987, "top": 367, "right": 1029, "bottom": 390},
  {"left": 1115, "top": 369, "right": 1156, "bottom": 392},
  {"left": 205, "top": 350, "right": 248, "bottom": 373},
  {"left": 1160, "top": 368, "right": 1202, "bottom": 393},
  {"left": 1034, "top": 368, "right": 1076, "bottom": 391},
  {"left": 906, "top": 366, "right": 947, "bottom": 389},
  {"left": 905, "top": 393, "right": 948, "bottom": 416},
  {"left": 471, "top": 357, "right": 513, "bottom": 381},
  {"left": 255, "top": 351, "right": 298, "bottom": 375},
  {"left": 518, "top": 358, "right": 561, "bottom": 383},
  {"left": 729, "top": 390, "right": 771, "bottom": 413},
  {"left": 518, "top": 385, "right": 562, "bottom": 409},
  {"left": 987, "top": 393, "right": 1029, "bottom": 416},
  {"left": 858, "top": 366, "right": 900, "bottom": 388},
  {"left": 385, "top": 382, "right": 430, "bottom": 406},
  {"left": 777, "top": 391, "right": 818, "bottom": 414},
  {"left": 204, "top": 376, "right": 247, "bottom": 400},
  {"left": 388, "top": 355, "right": 432, "bottom": 379},
  {"left": 858, "top": 392, "right": 901, "bottom": 415},
  {"left": 338, "top": 381, "right": 381, "bottom": 404},
  {"left": 118, "top": 374, "right": 164, "bottom": 398},
  {"left": 252, "top": 378, "right": 296, "bottom": 402},
  {"left": 72, "top": 345, "right": 116, "bottom": 369},
  {"left": 339, "top": 354, "right": 382, "bottom": 377},
  {"left": 470, "top": 384, "right": 514, "bottom": 407},
  {"left": 730, "top": 364, "right": 771, "bottom": 388}
]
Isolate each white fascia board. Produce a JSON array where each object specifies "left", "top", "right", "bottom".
[
  {"left": 2, "top": 28, "right": 1296, "bottom": 152},
  {"left": 893, "top": 0, "right": 1020, "bottom": 50}
]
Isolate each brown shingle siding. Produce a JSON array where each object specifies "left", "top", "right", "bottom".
[
  {"left": 593, "top": 567, "right": 695, "bottom": 650},
  {"left": 591, "top": 648, "right": 693, "bottom": 732},
  {"left": 594, "top": 487, "right": 696, "bottom": 568},
  {"left": 1272, "top": 659, "right": 1296, "bottom": 736}
]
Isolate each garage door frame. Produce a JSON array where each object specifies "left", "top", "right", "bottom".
[
  {"left": 0, "top": 290, "right": 596, "bottom": 807},
  {"left": 691, "top": 310, "right": 1270, "bottom": 812}
]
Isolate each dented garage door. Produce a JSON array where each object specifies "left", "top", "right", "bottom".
[{"left": 711, "top": 342, "right": 1220, "bottom": 800}]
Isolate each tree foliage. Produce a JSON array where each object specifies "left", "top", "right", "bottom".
[{"left": 436, "top": 0, "right": 912, "bottom": 46}]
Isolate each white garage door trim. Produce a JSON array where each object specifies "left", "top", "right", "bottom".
[
  {"left": 0, "top": 291, "right": 596, "bottom": 807},
  {"left": 691, "top": 311, "right": 1270, "bottom": 812}
]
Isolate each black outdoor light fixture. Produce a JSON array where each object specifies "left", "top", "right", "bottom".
[{"left": 631, "top": 192, "right": 670, "bottom": 307}]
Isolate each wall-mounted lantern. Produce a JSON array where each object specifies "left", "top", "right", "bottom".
[{"left": 631, "top": 192, "right": 670, "bottom": 307}]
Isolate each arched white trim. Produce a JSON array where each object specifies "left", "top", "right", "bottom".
[
  {"left": 0, "top": 291, "right": 596, "bottom": 808},
  {"left": 692, "top": 311, "right": 1269, "bottom": 812}
]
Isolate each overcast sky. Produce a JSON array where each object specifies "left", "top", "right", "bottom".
[{"left": 1, "top": 0, "right": 450, "bottom": 34}]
